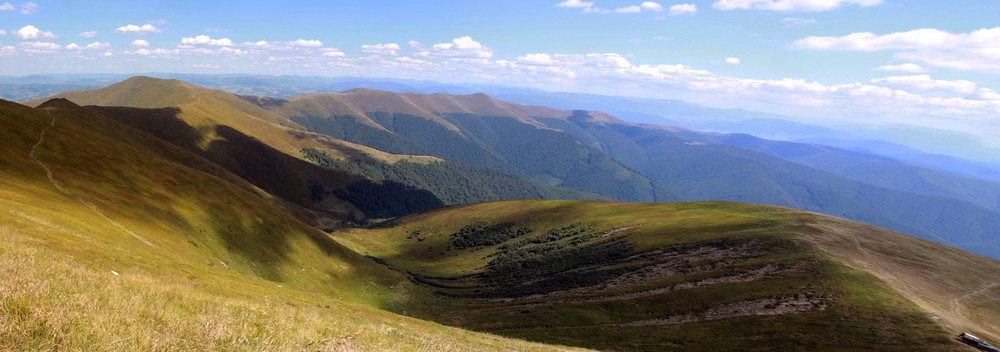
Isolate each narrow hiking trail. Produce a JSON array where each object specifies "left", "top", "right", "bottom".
[{"left": 29, "top": 111, "right": 155, "bottom": 247}]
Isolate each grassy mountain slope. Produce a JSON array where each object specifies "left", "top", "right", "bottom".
[
  {"left": 249, "top": 90, "right": 682, "bottom": 203},
  {"left": 337, "top": 200, "right": 1000, "bottom": 351},
  {"left": 0, "top": 98, "right": 589, "bottom": 351}
]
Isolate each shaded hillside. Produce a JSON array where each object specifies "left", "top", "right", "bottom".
[
  {"left": 86, "top": 105, "right": 443, "bottom": 225},
  {"left": 249, "top": 91, "right": 681, "bottom": 203},
  {"left": 337, "top": 200, "right": 1000, "bottom": 351}
]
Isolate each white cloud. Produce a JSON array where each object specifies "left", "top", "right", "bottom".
[
  {"left": 794, "top": 27, "right": 1000, "bottom": 73},
  {"left": 417, "top": 36, "right": 492, "bottom": 59},
  {"left": 642, "top": 2, "right": 665, "bottom": 11},
  {"left": 615, "top": 5, "right": 642, "bottom": 13},
  {"left": 290, "top": 39, "right": 323, "bottom": 47},
  {"left": 0, "top": 30, "right": 6, "bottom": 36},
  {"left": 870, "top": 75, "right": 977, "bottom": 95},
  {"left": 321, "top": 48, "right": 346, "bottom": 57},
  {"left": 80, "top": 31, "right": 97, "bottom": 38},
  {"left": 19, "top": 1, "right": 36, "bottom": 14},
  {"left": 115, "top": 24, "right": 163, "bottom": 34},
  {"left": 781, "top": 17, "right": 814, "bottom": 25},
  {"left": 408, "top": 40, "right": 423, "bottom": 49},
  {"left": 133, "top": 48, "right": 179, "bottom": 56},
  {"left": 131, "top": 39, "right": 150, "bottom": 48},
  {"left": 725, "top": 57, "right": 740, "bottom": 64},
  {"left": 65, "top": 41, "right": 110, "bottom": 51},
  {"left": 556, "top": 0, "right": 594, "bottom": 7},
  {"left": 712, "top": 0, "right": 881, "bottom": 11},
  {"left": 19, "top": 41, "right": 60, "bottom": 53},
  {"left": 84, "top": 42, "right": 110, "bottom": 50},
  {"left": 669, "top": 3, "right": 697, "bottom": 15},
  {"left": 875, "top": 63, "right": 926, "bottom": 73},
  {"left": 15, "top": 25, "right": 56, "bottom": 40},
  {"left": 0, "top": 2, "right": 14, "bottom": 11},
  {"left": 181, "top": 35, "right": 233, "bottom": 46},
  {"left": 974, "top": 88, "right": 1000, "bottom": 101},
  {"left": 362, "top": 43, "right": 401, "bottom": 56}
]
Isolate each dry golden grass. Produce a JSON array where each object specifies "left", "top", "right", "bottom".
[{"left": 0, "top": 220, "right": 591, "bottom": 352}]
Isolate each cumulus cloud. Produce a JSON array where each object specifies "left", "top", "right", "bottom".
[
  {"left": 132, "top": 48, "right": 178, "bottom": 56},
  {"left": 321, "top": 48, "right": 346, "bottom": 57},
  {"left": 875, "top": 63, "right": 926, "bottom": 73},
  {"left": 15, "top": 25, "right": 56, "bottom": 40},
  {"left": 669, "top": 3, "right": 697, "bottom": 15},
  {"left": 362, "top": 43, "right": 401, "bottom": 56},
  {"left": 19, "top": 1, "right": 37, "bottom": 14},
  {"left": 0, "top": 2, "right": 14, "bottom": 11},
  {"left": 19, "top": 41, "right": 61, "bottom": 53},
  {"left": 289, "top": 39, "right": 323, "bottom": 47},
  {"left": 80, "top": 31, "right": 97, "bottom": 38},
  {"left": 615, "top": 5, "right": 641, "bottom": 13},
  {"left": 0, "top": 30, "right": 6, "bottom": 36},
  {"left": 556, "top": 0, "right": 594, "bottom": 7},
  {"left": 782, "top": 17, "right": 814, "bottom": 25},
  {"left": 181, "top": 35, "right": 233, "bottom": 46},
  {"left": 130, "top": 39, "right": 150, "bottom": 48},
  {"left": 870, "top": 75, "right": 977, "bottom": 95},
  {"left": 795, "top": 27, "right": 1000, "bottom": 73},
  {"left": 115, "top": 24, "right": 162, "bottom": 34},
  {"left": 642, "top": 2, "right": 665, "bottom": 11},
  {"left": 417, "top": 36, "right": 492, "bottom": 59},
  {"left": 712, "top": 0, "right": 881, "bottom": 11},
  {"left": 65, "top": 42, "right": 111, "bottom": 50},
  {"left": 725, "top": 57, "right": 740, "bottom": 64}
]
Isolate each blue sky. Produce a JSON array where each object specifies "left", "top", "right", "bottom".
[{"left": 2, "top": 0, "right": 999, "bottom": 151}]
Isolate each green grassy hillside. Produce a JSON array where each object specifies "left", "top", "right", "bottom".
[
  {"left": 336, "top": 200, "right": 1000, "bottom": 351},
  {"left": 0, "top": 98, "right": 591, "bottom": 351}
]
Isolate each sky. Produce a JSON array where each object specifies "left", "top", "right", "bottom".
[{"left": 2, "top": 0, "right": 999, "bottom": 152}]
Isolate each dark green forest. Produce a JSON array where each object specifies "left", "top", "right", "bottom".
[{"left": 301, "top": 147, "right": 606, "bottom": 205}]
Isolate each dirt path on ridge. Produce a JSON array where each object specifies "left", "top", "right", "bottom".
[{"left": 29, "top": 111, "right": 155, "bottom": 247}]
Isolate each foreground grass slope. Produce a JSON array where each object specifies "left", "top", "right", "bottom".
[
  {"left": 0, "top": 99, "right": 587, "bottom": 351},
  {"left": 336, "top": 200, "right": 1000, "bottom": 351}
]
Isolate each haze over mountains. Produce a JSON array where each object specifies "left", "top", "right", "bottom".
[{"left": 4, "top": 76, "right": 1000, "bottom": 350}]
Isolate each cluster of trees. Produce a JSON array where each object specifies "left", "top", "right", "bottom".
[
  {"left": 428, "top": 222, "right": 637, "bottom": 298},
  {"left": 302, "top": 147, "right": 599, "bottom": 205},
  {"left": 449, "top": 221, "right": 534, "bottom": 249}
]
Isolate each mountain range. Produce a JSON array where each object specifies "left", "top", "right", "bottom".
[{"left": 3, "top": 76, "right": 1000, "bottom": 350}]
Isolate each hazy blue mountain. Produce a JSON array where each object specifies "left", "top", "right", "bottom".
[
  {"left": 533, "top": 112, "right": 1000, "bottom": 259},
  {"left": 681, "top": 132, "right": 1000, "bottom": 211}
]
